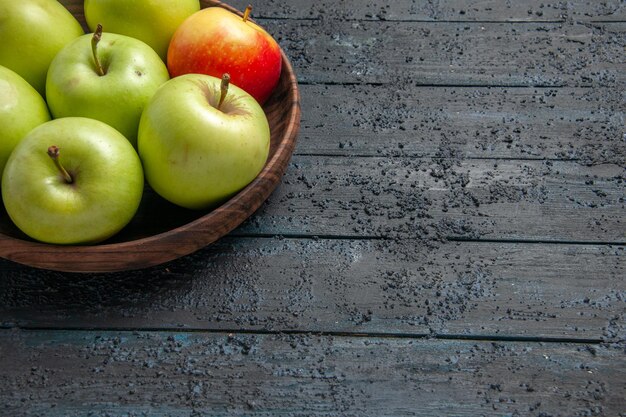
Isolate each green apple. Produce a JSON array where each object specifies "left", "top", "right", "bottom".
[
  {"left": 0, "top": 65, "right": 51, "bottom": 175},
  {"left": 84, "top": 0, "right": 200, "bottom": 61},
  {"left": 0, "top": 0, "right": 84, "bottom": 96},
  {"left": 138, "top": 73, "right": 270, "bottom": 210},
  {"left": 2, "top": 117, "right": 144, "bottom": 245},
  {"left": 46, "top": 26, "right": 170, "bottom": 148}
]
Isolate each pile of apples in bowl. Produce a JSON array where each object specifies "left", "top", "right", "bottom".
[{"left": 0, "top": 0, "right": 300, "bottom": 272}]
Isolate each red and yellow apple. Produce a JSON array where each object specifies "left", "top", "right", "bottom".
[{"left": 167, "top": 6, "right": 282, "bottom": 104}]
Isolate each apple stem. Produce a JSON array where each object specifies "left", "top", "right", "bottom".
[
  {"left": 47, "top": 146, "right": 73, "bottom": 184},
  {"left": 243, "top": 5, "right": 252, "bottom": 22},
  {"left": 91, "top": 24, "right": 106, "bottom": 76},
  {"left": 218, "top": 73, "right": 231, "bottom": 110}
]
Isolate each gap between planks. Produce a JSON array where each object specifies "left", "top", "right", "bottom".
[
  {"left": 297, "top": 81, "right": 569, "bottom": 88},
  {"left": 447, "top": 237, "right": 626, "bottom": 246},
  {"left": 0, "top": 326, "right": 605, "bottom": 345},
  {"left": 227, "top": 233, "right": 626, "bottom": 247},
  {"left": 255, "top": 16, "right": 625, "bottom": 24},
  {"left": 293, "top": 153, "right": 581, "bottom": 161}
]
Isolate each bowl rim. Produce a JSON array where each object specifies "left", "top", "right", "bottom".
[{"left": 0, "top": 1, "right": 301, "bottom": 273}]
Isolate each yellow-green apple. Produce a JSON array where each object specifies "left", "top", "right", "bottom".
[
  {"left": 46, "top": 26, "right": 170, "bottom": 148},
  {"left": 168, "top": 6, "right": 282, "bottom": 104},
  {"left": 0, "top": 65, "right": 51, "bottom": 175},
  {"left": 0, "top": 0, "right": 84, "bottom": 96},
  {"left": 2, "top": 117, "right": 144, "bottom": 245},
  {"left": 137, "top": 73, "right": 270, "bottom": 210},
  {"left": 84, "top": 0, "right": 200, "bottom": 61}
]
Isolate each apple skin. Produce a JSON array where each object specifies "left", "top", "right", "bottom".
[
  {"left": 0, "top": 0, "right": 84, "bottom": 96},
  {"left": 168, "top": 7, "right": 282, "bottom": 104},
  {"left": 0, "top": 65, "right": 51, "bottom": 175},
  {"left": 137, "top": 74, "right": 270, "bottom": 210},
  {"left": 46, "top": 31, "right": 170, "bottom": 148},
  {"left": 2, "top": 117, "right": 144, "bottom": 245},
  {"left": 84, "top": 0, "right": 200, "bottom": 61}
]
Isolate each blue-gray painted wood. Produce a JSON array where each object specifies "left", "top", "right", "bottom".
[
  {"left": 1, "top": 330, "right": 624, "bottom": 417},
  {"left": 2, "top": 1, "right": 625, "bottom": 415},
  {"left": 1, "top": 240, "right": 623, "bottom": 341}
]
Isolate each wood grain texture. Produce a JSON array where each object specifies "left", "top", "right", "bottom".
[
  {"left": 224, "top": 0, "right": 626, "bottom": 22},
  {"left": 35, "top": 156, "right": 621, "bottom": 244},
  {"left": 61, "top": 0, "right": 626, "bottom": 23},
  {"left": 234, "top": 157, "right": 626, "bottom": 243},
  {"left": 0, "top": 154, "right": 622, "bottom": 269},
  {"left": 1, "top": 330, "right": 624, "bottom": 416},
  {"left": 63, "top": 0, "right": 626, "bottom": 87},
  {"left": 0, "top": 1, "right": 301, "bottom": 273},
  {"left": 1, "top": 239, "right": 623, "bottom": 341},
  {"left": 295, "top": 84, "right": 625, "bottom": 162},
  {"left": 70, "top": 150, "right": 622, "bottom": 246},
  {"left": 269, "top": 19, "right": 625, "bottom": 87}
]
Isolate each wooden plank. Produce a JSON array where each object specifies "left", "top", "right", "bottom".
[
  {"left": 55, "top": 157, "right": 623, "bottom": 245},
  {"left": 233, "top": 156, "right": 625, "bottom": 243},
  {"left": 110, "top": 157, "right": 625, "bottom": 244},
  {"left": 1, "top": 240, "right": 623, "bottom": 341},
  {"left": 225, "top": 0, "right": 626, "bottom": 22},
  {"left": 52, "top": 156, "right": 622, "bottom": 244},
  {"left": 62, "top": 0, "right": 626, "bottom": 23},
  {"left": 268, "top": 20, "right": 625, "bottom": 86},
  {"left": 1, "top": 330, "right": 624, "bottom": 416},
  {"left": 296, "top": 84, "right": 626, "bottom": 161}
]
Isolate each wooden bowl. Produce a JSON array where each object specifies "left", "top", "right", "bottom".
[{"left": 0, "top": 0, "right": 300, "bottom": 273}]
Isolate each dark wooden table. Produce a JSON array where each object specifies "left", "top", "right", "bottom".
[{"left": 1, "top": 1, "right": 625, "bottom": 415}]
